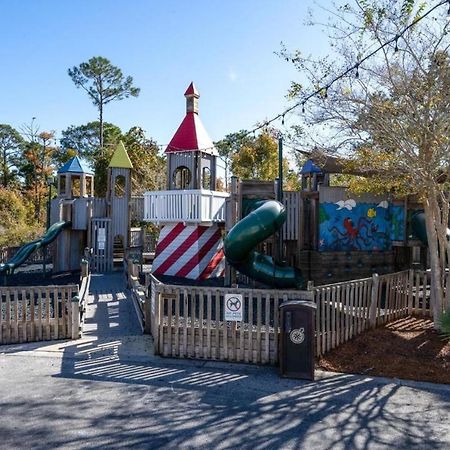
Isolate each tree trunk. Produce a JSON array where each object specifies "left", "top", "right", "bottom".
[
  {"left": 424, "top": 198, "right": 444, "bottom": 328},
  {"left": 99, "top": 103, "right": 104, "bottom": 155}
]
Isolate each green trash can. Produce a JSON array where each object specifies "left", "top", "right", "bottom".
[{"left": 279, "top": 300, "right": 316, "bottom": 380}]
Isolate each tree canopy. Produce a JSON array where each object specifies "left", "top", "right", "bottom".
[
  {"left": 68, "top": 56, "right": 140, "bottom": 150},
  {"left": 282, "top": 0, "right": 450, "bottom": 322}
]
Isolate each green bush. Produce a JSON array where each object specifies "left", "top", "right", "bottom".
[{"left": 0, "top": 188, "right": 43, "bottom": 248}]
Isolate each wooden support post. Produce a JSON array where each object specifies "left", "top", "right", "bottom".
[
  {"left": 225, "top": 176, "right": 239, "bottom": 287},
  {"left": 81, "top": 259, "right": 89, "bottom": 278},
  {"left": 71, "top": 295, "right": 80, "bottom": 339},
  {"left": 368, "top": 273, "right": 380, "bottom": 329},
  {"left": 144, "top": 291, "right": 152, "bottom": 335}
]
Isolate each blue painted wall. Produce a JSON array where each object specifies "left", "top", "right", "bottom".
[{"left": 319, "top": 200, "right": 405, "bottom": 252}]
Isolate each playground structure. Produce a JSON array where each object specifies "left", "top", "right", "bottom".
[
  {"left": 0, "top": 81, "right": 443, "bottom": 366},
  {"left": 0, "top": 82, "right": 432, "bottom": 291}
]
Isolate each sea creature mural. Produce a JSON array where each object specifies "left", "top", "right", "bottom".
[
  {"left": 335, "top": 199, "right": 356, "bottom": 210},
  {"left": 390, "top": 205, "right": 405, "bottom": 241},
  {"left": 319, "top": 200, "right": 391, "bottom": 251}
]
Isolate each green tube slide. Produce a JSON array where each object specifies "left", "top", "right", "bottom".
[
  {"left": 224, "top": 200, "right": 304, "bottom": 289},
  {"left": 0, "top": 221, "right": 71, "bottom": 275},
  {"left": 411, "top": 211, "right": 450, "bottom": 245}
]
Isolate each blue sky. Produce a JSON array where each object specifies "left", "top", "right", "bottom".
[{"left": 0, "top": 0, "right": 331, "bottom": 150}]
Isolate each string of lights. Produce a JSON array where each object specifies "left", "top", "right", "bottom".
[
  {"left": 21, "top": 1, "right": 448, "bottom": 157},
  {"left": 242, "top": 0, "right": 450, "bottom": 138}
]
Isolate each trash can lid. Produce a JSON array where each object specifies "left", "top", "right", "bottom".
[{"left": 279, "top": 300, "right": 317, "bottom": 309}]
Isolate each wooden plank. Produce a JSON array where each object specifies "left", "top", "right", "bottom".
[
  {"left": 158, "top": 294, "right": 165, "bottom": 356},
  {"left": 199, "top": 290, "right": 204, "bottom": 358},
  {"left": 13, "top": 290, "right": 19, "bottom": 343},
  {"left": 355, "top": 282, "right": 361, "bottom": 335},
  {"left": 19, "top": 289, "right": 28, "bottom": 342},
  {"left": 264, "top": 293, "right": 270, "bottom": 364},
  {"left": 206, "top": 291, "right": 212, "bottom": 359},
  {"left": 29, "top": 288, "right": 35, "bottom": 341},
  {"left": 321, "top": 287, "right": 327, "bottom": 350},
  {"left": 189, "top": 290, "right": 195, "bottom": 358},
  {"left": 181, "top": 288, "right": 187, "bottom": 358},
  {"left": 273, "top": 293, "right": 279, "bottom": 364},
  {"left": 215, "top": 291, "right": 220, "bottom": 360},
  {"left": 325, "top": 287, "right": 331, "bottom": 352},
  {"left": 256, "top": 292, "right": 262, "bottom": 363},
  {"left": 222, "top": 290, "right": 228, "bottom": 361},
  {"left": 335, "top": 285, "right": 341, "bottom": 347},
  {"left": 331, "top": 286, "right": 336, "bottom": 349},
  {"left": 53, "top": 288, "right": 59, "bottom": 340},
  {"left": 315, "top": 289, "right": 321, "bottom": 356},
  {"left": 174, "top": 288, "right": 180, "bottom": 357},
  {"left": 231, "top": 317, "right": 237, "bottom": 362},
  {"left": 347, "top": 283, "right": 354, "bottom": 340},
  {"left": 344, "top": 284, "right": 350, "bottom": 342},
  {"left": 247, "top": 291, "right": 253, "bottom": 363},
  {"left": 422, "top": 272, "right": 427, "bottom": 316},
  {"left": 167, "top": 292, "right": 173, "bottom": 357},
  {"left": 238, "top": 295, "right": 245, "bottom": 362},
  {"left": 5, "top": 290, "right": 11, "bottom": 344}
]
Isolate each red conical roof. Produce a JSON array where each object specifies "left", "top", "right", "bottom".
[
  {"left": 165, "top": 83, "right": 217, "bottom": 155},
  {"left": 184, "top": 82, "right": 199, "bottom": 97}
]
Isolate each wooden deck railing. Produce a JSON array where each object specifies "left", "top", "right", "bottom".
[{"left": 143, "top": 189, "right": 229, "bottom": 224}]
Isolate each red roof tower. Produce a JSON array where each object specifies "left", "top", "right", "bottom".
[{"left": 165, "top": 83, "right": 218, "bottom": 156}]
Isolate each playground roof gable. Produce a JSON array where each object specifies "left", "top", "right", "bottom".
[
  {"left": 300, "top": 159, "right": 323, "bottom": 174},
  {"left": 57, "top": 156, "right": 93, "bottom": 175},
  {"left": 109, "top": 141, "right": 133, "bottom": 169}
]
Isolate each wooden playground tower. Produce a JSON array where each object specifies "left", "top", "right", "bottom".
[{"left": 51, "top": 142, "right": 134, "bottom": 273}]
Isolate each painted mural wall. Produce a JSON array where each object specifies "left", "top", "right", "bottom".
[{"left": 318, "top": 188, "right": 405, "bottom": 252}]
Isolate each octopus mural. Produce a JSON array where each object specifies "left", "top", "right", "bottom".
[{"left": 318, "top": 199, "right": 400, "bottom": 251}]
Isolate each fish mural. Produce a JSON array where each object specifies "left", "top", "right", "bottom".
[{"left": 319, "top": 200, "right": 391, "bottom": 251}]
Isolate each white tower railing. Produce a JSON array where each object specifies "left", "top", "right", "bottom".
[{"left": 143, "top": 189, "right": 229, "bottom": 224}]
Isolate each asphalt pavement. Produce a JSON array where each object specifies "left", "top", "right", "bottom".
[{"left": 0, "top": 273, "right": 449, "bottom": 449}]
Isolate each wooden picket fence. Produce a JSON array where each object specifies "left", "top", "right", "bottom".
[
  {"left": 312, "top": 269, "right": 444, "bottom": 356},
  {"left": 0, "top": 261, "right": 90, "bottom": 345},
  {"left": 146, "top": 273, "right": 312, "bottom": 364},
  {"left": 141, "top": 268, "right": 441, "bottom": 364}
]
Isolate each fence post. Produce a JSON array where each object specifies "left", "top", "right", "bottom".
[
  {"left": 153, "top": 287, "right": 160, "bottom": 354},
  {"left": 368, "top": 273, "right": 380, "bottom": 329},
  {"left": 81, "top": 259, "right": 89, "bottom": 278},
  {"left": 71, "top": 295, "right": 80, "bottom": 339},
  {"left": 408, "top": 269, "right": 414, "bottom": 315}
]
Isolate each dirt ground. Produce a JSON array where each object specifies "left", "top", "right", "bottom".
[{"left": 318, "top": 316, "right": 450, "bottom": 385}]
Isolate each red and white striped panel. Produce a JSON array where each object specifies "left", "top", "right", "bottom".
[{"left": 152, "top": 223, "right": 225, "bottom": 280}]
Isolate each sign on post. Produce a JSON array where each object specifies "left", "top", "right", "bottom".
[
  {"left": 224, "top": 294, "right": 243, "bottom": 321},
  {"left": 97, "top": 228, "right": 106, "bottom": 250}
]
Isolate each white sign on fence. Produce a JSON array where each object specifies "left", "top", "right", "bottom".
[
  {"left": 97, "top": 228, "right": 106, "bottom": 250},
  {"left": 224, "top": 294, "right": 243, "bottom": 321}
]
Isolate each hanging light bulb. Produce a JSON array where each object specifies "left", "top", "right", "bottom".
[
  {"left": 282, "top": 115, "right": 285, "bottom": 126},
  {"left": 394, "top": 37, "right": 399, "bottom": 52},
  {"left": 324, "top": 87, "right": 328, "bottom": 98},
  {"left": 302, "top": 102, "right": 305, "bottom": 113},
  {"left": 355, "top": 64, "right": 360, "bottom": 78},
  {"left": 447, "top": 0, "right": 450, "bottom": 16}
]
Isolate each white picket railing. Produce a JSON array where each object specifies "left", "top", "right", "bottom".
[{"left": 143, "top": 189, "right": 229, "bottom": 224}]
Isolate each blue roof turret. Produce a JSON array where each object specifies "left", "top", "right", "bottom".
[{"left": 57, "top": 156, "right": 93, "bottom": 175}]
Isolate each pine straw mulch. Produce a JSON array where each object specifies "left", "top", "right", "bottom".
[{"left": 317, "top": 316, "right": 450, "bottom": 385}]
